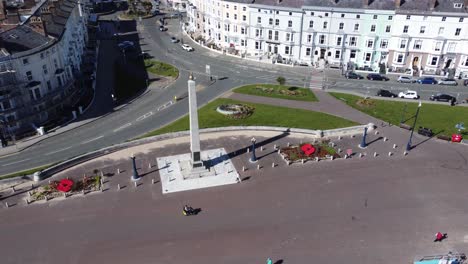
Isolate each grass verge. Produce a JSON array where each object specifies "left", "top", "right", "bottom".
[
  {"left": 139, "top": 98, "right": 358, "bottom": 138},
  {"left": 233, "top": 84, "right": 318, "bottom": 102},
  {"left": 144, "top": 59, "right": 179, "bottom": 77},
  {"left": 329, "top": 92, "right": 468, "bottom": 135},
  {"left": 0, "top": 164, "right": 52, "bottom": 180}
]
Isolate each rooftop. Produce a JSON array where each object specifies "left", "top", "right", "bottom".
[{"left": 0, "top": 25, "right": 51, "bottom": 54}]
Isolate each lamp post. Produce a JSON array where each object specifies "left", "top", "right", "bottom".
[
  {"left": 249, "top": 137, "right": 257, "bottom": 163},
  {"left": 406, "top": 101, "right": 422, "bottom": 151},
  {"left": 130, "top": 155, "right": 140, "bottom": 181},
  {"left": 359, "top": 126, "right": 368, "bottom": 148}
]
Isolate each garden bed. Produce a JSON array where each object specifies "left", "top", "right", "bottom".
[
  {"left": 233, "top": 84, "right": 318, "bottom": 102},
  {"left": 279, "top": 141, "right": 341, "bottom": 164}
]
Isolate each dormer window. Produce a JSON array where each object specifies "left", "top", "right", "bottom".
[{"left": 454, "top": 3, "right": 463, "bottom": 8}]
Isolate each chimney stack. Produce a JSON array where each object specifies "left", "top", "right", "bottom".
[
  {"left": 363, "top": 0, "right": 369, "bottom": 7},
  {"left": 395, "top": 0, "right": 401, "bottom": 8},
  {"left": 429, "top": 0, "right": 437, "bottom": 10}
]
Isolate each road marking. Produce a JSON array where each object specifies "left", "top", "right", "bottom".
[
  {"left": 113, "top": 123, "right": 132, "bottom": 132},
  {"left": 81, "top": 135, "right": 104, "bottom": 144},
  {"left": 136, "top": 111, "right": 153, "bottom": 122},
  {"left": 2, "top": 158, "right": 30, "bottom": 167},
  {"left": 45, "top": 147, "right": 72, "bottom": 156}
]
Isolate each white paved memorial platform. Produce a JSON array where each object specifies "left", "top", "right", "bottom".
[{"left": 157, "top": 148, "right": 240, "bottom": 194}]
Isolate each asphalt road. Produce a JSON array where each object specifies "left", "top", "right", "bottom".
[{"left": 0, "top": 13, "right": 467, "bottom": 175}]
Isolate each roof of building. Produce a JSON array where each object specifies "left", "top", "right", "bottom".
[
  {"left": 0, "top": 25, "right": 50, "bottom": 54},
  {"left": 247, "top": 0, "right": 468, "bottom": 13}
]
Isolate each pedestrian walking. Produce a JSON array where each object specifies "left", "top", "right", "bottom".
[
  {"left": 267, "top": 257, "right": 272, "bottom": 264},
  {"left": 434, "top": 232, "right": 447, "bottom": 242}
]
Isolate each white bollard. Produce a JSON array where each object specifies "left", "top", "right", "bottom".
[
  {"left": 374, "top": 152, "right": 377, "bottom": 157},
  {"left": 148, "top": 163, "right": 152, "bottom": 169},
  {"left": 100, "top": 171, "right": 104, "bottom": 177},
  {"left": 384, "top": 137, "right": 388, "bottom": 142},
  {"left": 351, "top": 135, "right": 355, "bottom": 138},
  {"left": 152, "top": 179, "right": 155, "bottom": 184},
  {"left": 287, "top": 142, "right": 290, "bottom": 147},
  {"left": 274, "top": 144, "right": 277, "bottom": 150},
  {"left": 64, "top": 192, "right": 67, "bottom": 198},
  {"left": 26, "top": 199, "right": 30, "bottom": 205},
  {"left": 344, "top": 154, "right": 348, "bottom": 159},
  {"left": 260, "top": 146, "right": 264, "bottom": 151},
  {"left": 301, "top": 159, "right": 304, "bottom": 164},
  {"left": 338, "top": 148, "right": 341, "bottom": 153},
  {"left": 257, "top": 164, "right": 260, "bottom": 170},
  {"left": 45, "top": 196, "right": 49, "bottom": 201},
  {"left": 28, "top": 191, "right": 32, "bottom": 197},
  {"left": 117, "top": 168, "right": 121, "bottom": 174},
  {"left": 272, "top": 162, "right": 275, "bottom": 168},
  {"left": 242, "top": 166, "right": 246, "bottom": 172},
  {"left": 375, "top": 131, "right": 379, "bottom": 135},
  {"left": 388, "top": 152, "right": 392, "bottom": 156},
  {"left": 330, "top": 156, "right": 334, "bottom": 160},
  {"left": 277, "top": 149, "right": 281, "bottom": 154},
  {"left": 117, "top": 184, "right": 121, "bottom": 190},
  {"left": 82, "top": 189, "right": 85, "bottom": 195},
  {"left": 12, "top": 186, "right": 15, "bottom": 192},
  {"left": 134, "top": 182, "right": 137, "bottom": 188},
  {"left": 315, "top": 157, "right": 319, "bottom": 162},
  {"left": 5, "top": 202, "right": 9, "bottom": 208},
  {"left": 338, "top": 136, "right": 342, "bottom": 140},
  {"left": 404, "top": 151, "right": 408, "bottom": 156},
  {"left": 393, "top": 144, "right": 397, "bottom": 149},
  {"left": 247, "top": 148, "right": 250, "bottom": 153}
]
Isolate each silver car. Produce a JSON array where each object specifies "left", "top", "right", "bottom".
[
  {"left": 397, "top": 76, "right": 416, "bottom": 83},
  {"left": 438, "top": 78, "right": 458, "bottom": 86}
]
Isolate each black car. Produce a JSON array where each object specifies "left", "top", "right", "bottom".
[
  {"left": 367, "top": 73, "right": 389, "bottom": 81},
  {"left": 345, "top": 72, "right": 364, "bottom": 79},
  {"left": 418, "top": 127, "right": 434, "bottom": 137},
  {"left": 430, "top": 93, "right": 456, "bottom": 102},
  {"left": 376, "top": 89, "right": 397, "bottom": 98}
]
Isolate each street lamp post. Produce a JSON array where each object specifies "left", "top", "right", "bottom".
[
  {"left": 359, "top": 126, "right": 368, "bottom": 148},
  {"left": 406, "top": 101, "right": 422, "bottom": 151},
  {"left": 249, "top": 137, "right": 257, "bottom": 163},
  {"left": 130, "top": 155, "right": 140, "bottom": 181}
]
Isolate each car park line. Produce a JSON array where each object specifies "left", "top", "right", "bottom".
[
  {"left": 45, "top": 146, "right": 72, "bottom": 156},
  {"left": 2, "top": 158, "right": 30, "bottom": 167},
  {"left": 113, "top": 123, "right": 132, "bottom": 132},
  {"left": 136, "top": 111, "right": 153, "bottom": 122},
  {"left": 81, "top": 136, "right": 104, "bottom": 144}
]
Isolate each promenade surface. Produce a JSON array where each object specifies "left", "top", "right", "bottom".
[{"left": 1, "top": 91, "right": 467, "bottom": 264}]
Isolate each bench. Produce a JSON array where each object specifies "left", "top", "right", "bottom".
[{"left": 399, "top": 123, "right": 412, "bottom": 130}]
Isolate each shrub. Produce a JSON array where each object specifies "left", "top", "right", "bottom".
[{"left": 276, "top": 76, "right": 286, "bottom": 85}]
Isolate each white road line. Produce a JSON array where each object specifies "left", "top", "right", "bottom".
[
  {"left": 2, "top": 158, "right": 30, "bottom": 167},
  {"left": 81, "top": 135, "right": 104, "bottom": 144},
  {"left": 136, "top": 111, "right": 153, "bottom": 122},
  {"left": 45, "top": 147, "right": 72, "bottom": 156},
  {"left": 113, "top": 123, "right": 132, "bottom": 132}
]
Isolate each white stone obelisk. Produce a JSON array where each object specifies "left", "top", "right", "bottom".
[{"left": 188, "top": 73, "right": 203, "bottom": 168}]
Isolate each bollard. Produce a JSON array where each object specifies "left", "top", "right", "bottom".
[
  {"left": 277, "top": 149, "right": 281, "bottom": 154},
  {"left": 388, "top": 152, "right": 392, "bottom": 156},
  {"left": 260, "top": 146, "right": 264, "bottom": 151},
  {"left": 344, "top": 154, "right": 348, "bottom": 159},
  {"left": 301, "top": 159, "right": 304, "bottom": 164},
  {"left": 257, "top": 164, "right": 260, "bottom": 170},
  {"left": 274, "top": 144, "right": 277, "bottom": 150},
  {"left": 287, "top": 161, "right": 291, "bottom": 166},
  {"left": 26, "top": 199, "right": 30, "bottom": 205},
  {"left": 117, "top": 184, "right": 121, "bottom": 190},
  {"left": 45, "top": 196, "right": 49, "bottom": 201},
  {"left": 149, "top": 163, "right": 152, "bottom": 169},
  {"left": 374, "top": 152, "right": 377, "bottom": 157},
  {"left": 338, "top": 148, "right": 341, "bottom": 153},
  {"left": 359, "top": 153, "right": 363, "bottom": 158},
  {"left": 5, "top": 202, "right": 9, "bottom": 208},
  {"left": 315, "top": 157, "right": 319, "bottom": 162},
  {"left": 375, "top": 131, "right": 379, "bottom": 135},
  {"left": 152, "top": 179, "right": 155, "bottom": 184},
  {"left": 351, "top": 135, "right": 355, "bottom": 138},
  {"left": 272, "top": 162, "right": 275, "bottom": 168},
  {"left": 134, "top": 182, "right": 137, "bottom": 188},
  {"left": 12, "top": 186, "right": 15, "bottom": 192},
  {"left": 287, "top": 142, "right": 290, "bottom": 147},
  {"left": 31, "top": 184, "right": 34, "bottom": 189},
  {"left": 101, "top": 186, "right": 104, "bottom": 192},
  {"left": 338, "top": 136, "right": 342, "bottom": 140},
  {"left": 384, "top": 137, "right": 388, "bottom": 142},
  {"left": 330, "top": 156, "right": 334, "bottom": 161},
  {"left": 393, "top": 144, "right": 397, "bottom": 149},
  {"left": 117, "top": 168, "right": 121, "bottom": 174},
  {"left": 100, "top": 178, "right": 104, "bottom": 185},
  {"left": 247, "top": 148, "right": 250, "bottom": 153},
  {"left": 404, "top": 151, "right": 408, "bottom": 156},
  {"left": 242, "top": 166, "right": 246, "bottom": 172},
  {"left": 64, "top": 192, "right": 67, "bottom": 198},
  {"left": 48, "top": 180, "right": 51, "bottom": 184},
  {"left": 82, "top": 189, "right": 85, "bottom": 195},
  {"left": 28, "top": 191, "right": 32, "bottom": 197},
  {"left": 100, "top": 171, "right": 104, "bottom": 177}
]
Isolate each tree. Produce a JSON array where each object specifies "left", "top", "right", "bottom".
[{"left": 276, "top": 76, "right": 286, "bottom": 85}]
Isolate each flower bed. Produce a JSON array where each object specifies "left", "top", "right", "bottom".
[
  {"left": 30, "top": 175, "right": 101, "bottom": 202},
  {"left": 279, "top": 141, "right": 340, "bottom": 163},
  {"left": 216, "top": 104, "right": 255, "bottom": 119}
]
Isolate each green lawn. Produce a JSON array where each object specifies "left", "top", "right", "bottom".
[
  {"left": 0, "top": 164, "right": 52, "bottom": 180},
  {"left": 329, "top": 92, "right": 468, "bottom": 135},
  {"left": 233, "top": 84, "right": 318, "bottom": 102},
  {"left": 144, "top": 59, "right": 179, "bottom": 78},
  {"left": 140, "top": 98, "right": 357, "bottom": 138}
]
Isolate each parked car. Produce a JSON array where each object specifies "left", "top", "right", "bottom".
[
  {"left": 463, "top": 79, "right": 468, "bottom": 86},
  {"left": 117, "top": 41, "right": 134, "bottom": 51},
  {"left": 345, "top": 71, "right": 364, "bottom": 79},
  {"left": 181, "top": 44, "right": 194, "bottom": 51},
  {"left": 417, "top": 77, "right": 437, "bottom": 84},
  {"left": 376, "top": 89, "right": 397, "bottom": 98},
  {"left": 430, "top": 93, "right": 456, "bottom": 102},
  {"left": 398, "top": 90, "right": 420, "bottom": 99},
  {"left": 438, "top": 78, "right": 458, "bottom": 86},
  {"left": 366, "top": 73, "right": 389, "bottom": 81},
  {"left": 159, "top": 26, "right": 167, "bottom": 31},
  {"left": 170, "top": 37, "right": 179, "bottom": 43},
  {"left": 397, "top": 76, "right": 416, "bottom": 83},
  {"left": 417, "top": 127, "right": 434, "bottom": 137}
]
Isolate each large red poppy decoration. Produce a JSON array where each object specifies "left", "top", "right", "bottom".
[
  {"left": 57, "top": 179, "right": 74, "bottom": 193},
  {"left": 301, "top": 144, "right": 316, "bottom": 156}
]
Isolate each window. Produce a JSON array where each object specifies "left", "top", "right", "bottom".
[
  {"left": 460, "top": 18, "right": 464, "bottom": 22},
  {"left": 286, "top": 33, "right": 291, "bottom": 41},
  {"left": 311, "top": 12, "right": 314, "bottom": 16},
  {"left": 226, "top": 4, "right": 229, "bottom": 8},
  {"left": 339, "top": 22, "right": 344, "bottom": 30},
  {"left": 275, "top": 19, "right": 279, "bottom": 26},
  {"left": 276, "top": 11, "right": 279, "bottom": 14},
  {"left": 288, "top": 12, "right": 292, "bottom": 15},
  {"left": 431, "top": 56, "right": 438, "bottom": 66},
  {"left": 274, "top": 31, "right": 279, "bottom": 40},
  {"left": 33, "top": 88, "right": 41, "bottom": 100},
  {"left": 335, "top": 50, "right": 341, "bottom": 59},
  {"left": 1, "top": 100, "right": 11, "bottom": 110},
  {"left": 341, "top": 14, "right": 345, "bottom": 18},
  {"left": 400, "top": 39, "right": 407, "bottom": 49},
  {"left": 234, "top": 14, "right": 237, "bottom": 20},
  {"left": 336, "top": 37, "right": 342, "bottom": 46},
  {"left": 371, "top": 25, "right": 376, "bottom": 32},
  {"left": 435, "top": 42, "right": 442, "bottom": 51},
  {"left": 241, "top": 28, "right": 245, "bottom": 34},
  {"left": 386, "top": 25, "right": 391, "bottom": 33},
  {"left": 47, "top": 81, "right": 52, "bottom": 91},
  {"left": 406, "top": 15, "right": 411, "bottom": 20},
  {"left": 397, "top": 54, "right": 404, "bottom": 63},
  {"left": 234, "top": 5, "right": 237, "bottom": 10},
  {"left": 285, "top": 46, "right": 290, "bottom": 54},
  {"left": 350, "top": 50, "right": 356, "bottom": 59},
  {"left": 288, "top": 20, "right": 292, "bottom": 27},
  {"left": 243, "top": 15, "right": 246, "bottom": 21},
  {"left": 380, "top": 39, "right": 388, "bottom": 49},
  {"left": 269, "top": 18, "right": 273, "bottom": 25},
  {"left": 268, "top": 30, "right": 272, "bottom": 40},
  {"left": 42, "top": 65, "right": 48, "bottom": 75},
  {"left": 365, "top": 52, "right": 372, "bottom": 62},
  {"left": 255, "top": 41, "right": 260, "bottom": 50},
  {"left": 243, "top": 7, "right": 246, "bottom": 11},
  {"left": 455, "top": 3, "right": 463, "bottom": 8},
  {"left": 420, "top": 26, "right": 425, "bottom": 34},
  {"left": 306, "top": 48, "right": 311, "bottom": 56},
  {"left": 438, "top": 27, "right": 444, "bottom": 35},
  {"left": 403, "top": 25, "right": 408, "bottom": 33},
  {"left": 325, "top": 13, "right": 328, "bottom": 17},
  {"left": 307, "top": 34, "right": 312, "bottom": 43},
  {"left": 53, "top": 59, "right": 58, "bottom": 69},
  {"left": 40, "top": 53, "right": 44, "bottom": 59},
  {"left": 455, "top": 28, "right": 461, "bottom": 36},
  {"left": 367, "top": 40, "right": 374, "bottom": 48},
  {"left": 319, "top": 35, "right": 325, "bottom": 44},
  {"left": 309, "top": 20, "right": 313, "bottom": 28},
  {"left": 350, "top": 37, "right": 357, "bottom": 46},
  {"left": 226, "top": 13, "right": 229, "bottom": 18},
  {"left": 442, "top": 16, "right": 446, "bottom": 21},
  {"left": 388, "top": 15, "right": 393, "bottom": 20},
  {"left": 413, "top": 40, "right": 422, "bottom": 50},
  {"left": 354, "top": 24, "right": 359, "bottom": 31},
  {"left": 373, "top": 15, "right": 377, "bottom": 19},
  {"left": 356, "top": 14, "right": 360, "bottom": 19},
  {"left": 241, "top": 39, "right": 245, "bottom": 46},
  {"left": 23, "top": 58, "right": 29, "bottom": 65},
  {"left": 463, "top": 57, "right": 468, "bottom": 66},
  {"left": 257, "top": 17, "right": 261, "bottom": 23},
  {"left": 323, "top": 22, "right": 328, "bottom": 29},
  {"left": 26, "top": 71, "right": 33, "bottom": 81},
  {"left": 448, "top": 42, "right": 456, "bottom": 52},
  {"left": 255, "top": 29, "right": 262, "bottom": 37}
]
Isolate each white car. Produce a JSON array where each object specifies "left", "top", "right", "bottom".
[
  {"left": 438, "top": 78, "right": 458, "bottom": 86},
  {"left": 398, "top": 90, "right": 420, "bottom": 99},
  {"left": 181, "top": 44, "right": 194, "bottom": 51},
  {"left": 397, "top": 76, "right": 416, "bottom": 83}
]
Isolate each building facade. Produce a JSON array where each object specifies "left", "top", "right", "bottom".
[
  {"left": 185, "top": 0, "right": 468, "bottom": 76},
  {"left": 0, "top": 0, "right": 89, "bottom": 137}
]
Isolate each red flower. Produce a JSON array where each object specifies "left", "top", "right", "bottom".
[
  {"left": 57, "top": 179, "right": 74, "bottom": 193},
  {"left": 301, "top": 144, "right": 316, "bottom": 156}
]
